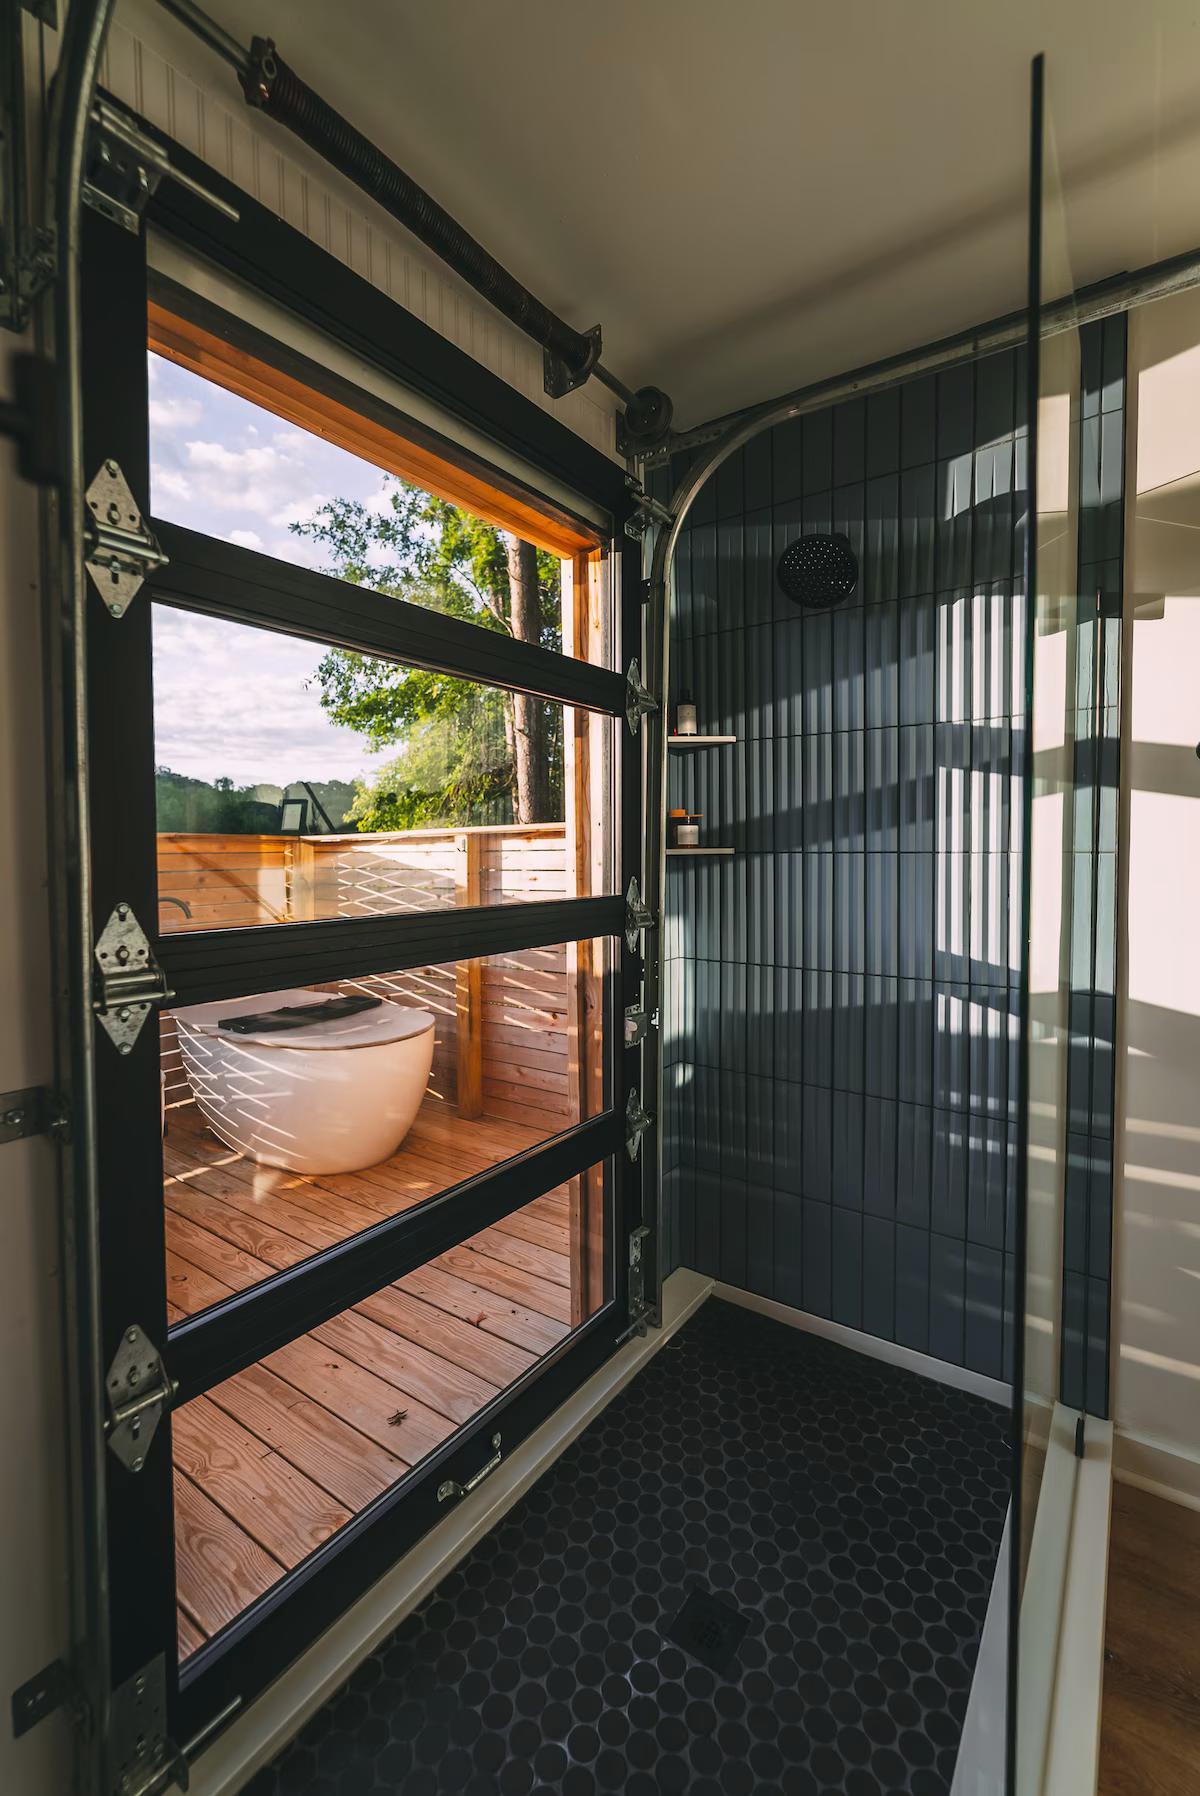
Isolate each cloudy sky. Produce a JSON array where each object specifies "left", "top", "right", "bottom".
[{"left": 149, "top": 353, "right": 392, "bottom": 788}]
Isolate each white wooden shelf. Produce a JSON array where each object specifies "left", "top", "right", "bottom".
[
  {"left": 666, "top": 846, "right": 735, "bottom": 857},
  {"left": 667, "top": 735, "right": 737, "bottom": 747}
]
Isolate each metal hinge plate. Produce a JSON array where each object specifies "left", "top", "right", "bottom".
[
  {"left": 0, "top": 1084, "right": 68, "bottom": 1146},
  {"left": 83, "top": 95, "right": 238, "bottom": 238},
  {"left": 625, "top": 658, "right": 658, "bottom": 735},
  {"left": 616, "top": 1224, "right": 653, "bottom": 1343},
  {"left": 105, "top": 1325, "right": 175, "bottom": 1473},
  {"left": 10, "top": 1656, "right": 80, "bottom": 1740},
  {"left": 93, "top": 903, "right": 174, "bottom": 1054},
  {"left": 111, "top": 1659, "right": 188, "bottom": 1796},
  {"left": 84, "top": 462, "right": 169, "bottom": 618},
  {"left": 624, "top": 876, "right": 656, "bottom": 956},
  {"left": 625, "top": 1087, "right": 652, "bottom": 1161}
]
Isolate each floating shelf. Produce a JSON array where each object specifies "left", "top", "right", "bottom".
[
  {"left": 667, "top": 734, "right": 736, "bottom": 747},
  {"left": 666, "top": 845, "right": 735, "bottom": 857}
]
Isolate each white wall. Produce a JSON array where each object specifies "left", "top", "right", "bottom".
[
  {"left": 0, "top": 340, "right": 74, "bottom": 1796},
  {"left": 1113, "top": 288, "right": 1200, "bottom": 1507}
]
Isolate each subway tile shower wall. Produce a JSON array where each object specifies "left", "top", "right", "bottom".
[{"left": 657, "top": 352, "right": 1029, "bottom": 1381}]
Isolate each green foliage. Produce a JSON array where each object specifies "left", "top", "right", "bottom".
[
  {"left": 155, "top": 770, "right": 357, "bottom": 834},
  {"left": 292, "top": 478, "right": 563, "bottom": 828}
]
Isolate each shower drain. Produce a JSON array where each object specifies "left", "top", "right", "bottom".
[{"left": 663, "top": 1582, "right": 751, "bottom": 1676}]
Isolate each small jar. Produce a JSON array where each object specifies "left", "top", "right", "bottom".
[
  {"left": 677, "top": 816, "right": 701, "bottom": 847},
  {"left": 675, "top": 691, "right": 698, "bottom": 736}
]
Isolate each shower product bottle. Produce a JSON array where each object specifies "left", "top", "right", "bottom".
[{"left": 675, "top": 692, "right": 698, "bottom": 735}]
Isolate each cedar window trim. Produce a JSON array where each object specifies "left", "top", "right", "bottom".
[{"left": 148, "top": 287, "right": 607, "bottom": 562}]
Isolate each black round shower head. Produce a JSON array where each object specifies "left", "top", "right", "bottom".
[{"left": 776, "top": 532, "right": 859, "bottom": 609}]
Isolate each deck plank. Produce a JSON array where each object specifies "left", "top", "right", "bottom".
[
  {"left": 165, "top": 1162, "right": 346, "bottom": 1253},
  {"left": 406, "top": 1261, "right": 569, "bottom": 1351},
  {"left": 495, "top": 1208, "right": 571, "bottom": 1255},
  {"left": 439, "top": 1243, "right": 573, "bottom": 1323},
  {"left": 174, "top": 1470, "right": 284, "bottom": 1640},
  {"left": 165, "top": 1210, "right": 277, "bottom": 1290},
  {"left": 311, "top": 1309, "right": 500, "bottom": 1426},
  {"left": 165, "top": 1251, "right": 234, "bottom": 1318},
  {"left": 468, "top": 1224, "right": 572, "bottom": 1289},
  {"left": 209, "top": 1364, "right": 408, "bottom": 1511},
  {"left": 165, "top": 1183, "right": 312, "bottom": 1270},
  {"left": 355, "top": 1284, "right": 537, "bottom": 1389},
  {"left": 177, "top": 1606, "right": 205, "bottom": 1658},
  {"left": 262, "top": 1335, "right": 458, "bottom": 1464},
  {"left": 174, "top": 1396, "right": 353, "bottom": 1566}
]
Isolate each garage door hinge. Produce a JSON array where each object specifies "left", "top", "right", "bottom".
[
  {"left": 105, "top": 1325, "right": 176, "bottom": 1474},
  {"left": 623, "top": 876, "right": 656, "bottom": 955},
  {"left": 93, "top": 904, "right": 174, "bottom": 1055},
  {"left": 624, "top": 1088, "right": 652, "bottom": 1161},
  {"left": 84, "top": 462, "right": 169, "bottom": 619},
  {"left": 117, "top": 1741, "right": 189, "bottom": 1796},
  {"left": 111, "top": 1659, "right": 188, "bottom": 1796},
  {"left": 625, "top": 658, "right": 658, "bottom": 734},
  {"left": 83, "top": 94, "right": 238, "bottom": 237},
  {"left": 616, "top": 1224, "right": 653, "bottom": 1344}
]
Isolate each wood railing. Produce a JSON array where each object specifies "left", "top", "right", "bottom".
[{"left": 156, "top": 824, "right": 599, "bottom": 1141}]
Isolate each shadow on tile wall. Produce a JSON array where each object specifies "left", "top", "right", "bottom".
[{"left": 654, "top": 351, "right": 1031, "bottom": 1380}]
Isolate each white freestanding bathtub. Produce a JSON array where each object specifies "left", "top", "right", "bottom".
[{"left": 174, "top": 987, "right": 436, "bottom": 1175}]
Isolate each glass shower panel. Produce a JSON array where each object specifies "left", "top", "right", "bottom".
[{"left": 1014, "top": 56, "right": 1084, "bottom": 1796}]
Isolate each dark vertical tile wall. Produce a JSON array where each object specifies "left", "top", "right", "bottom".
[
  {"left": 1060, "top": 315, "right": 1125, "bottom": 1418},
  {"left": 657, "top": 348, "right": 1033, "bottom": 1381}
]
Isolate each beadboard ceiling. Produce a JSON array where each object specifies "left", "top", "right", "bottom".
[{"left": 123, "top": 0, "right": 1200, "bottom": 429}]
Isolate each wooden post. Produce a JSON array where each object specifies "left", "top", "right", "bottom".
[
  {"left": 287, "top": 837, "right": 318, "bottom": 921},
  {"left": 563, "top": 551, "right": 608, "bottom": 1321},
  {"left": 455, "top": 831, "right": 484, "bottom": 1120}
]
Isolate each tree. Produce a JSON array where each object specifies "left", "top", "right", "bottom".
[{"left": 292, "top": 479, "right": 563, "bottom": 829}]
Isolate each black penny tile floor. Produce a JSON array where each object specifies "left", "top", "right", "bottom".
[{"left": 244, "top": 1296, "right": 1010, "bottom": 1796}]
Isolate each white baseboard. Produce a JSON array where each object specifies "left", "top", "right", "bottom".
[
  {"left": 1041, "top": 1416, "right": 1113, "bottom": 1796},
  {"left": 1113, "top": 1425, "right": 1200, "bottom": 1512},
  {"left": 1017, "top": 1403, "right": 1080, "bottom": 1795},
  {"left": 191, "top": 1268, "right": 715, "bottom": 1796},
  {"left": 950, "top": 1510, "right": 1009, "bottom": 1796},
  {"left": 711, "top": 1282, "right": 1012, "bottom": 1407}
]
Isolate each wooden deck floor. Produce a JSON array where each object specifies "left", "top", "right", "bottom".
[{"left": 164, "top": 1100, "right": 577, "bottom": 1660}]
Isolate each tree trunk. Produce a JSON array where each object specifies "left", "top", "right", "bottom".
[{"left": 504, "top": 535, "right": 551, "bottom": 822}]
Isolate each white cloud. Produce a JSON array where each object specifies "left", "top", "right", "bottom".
[
  {"left": 268, "top": 491, "right": 331, "bottom": 530},
  {"left": 227, "top": 528, "right": 264, "bottom": 551},
  {"left": 152, "top": 609, "right": 373, "bottom": 786},
  {"left": 148, "top": 394, "right": 204, "bottom": 431}
]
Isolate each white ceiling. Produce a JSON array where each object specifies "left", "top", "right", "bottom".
[{"left": 155, "top": 0, "right": 1200, "bottom": 428}]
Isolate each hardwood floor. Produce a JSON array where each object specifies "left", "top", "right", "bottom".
[
  {"left": 164, "top": 1100, "right": 578, "bottom": 1659},
  {"left": 1098, "top": 1482, "right": 1200, "bottom": 1795}
]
